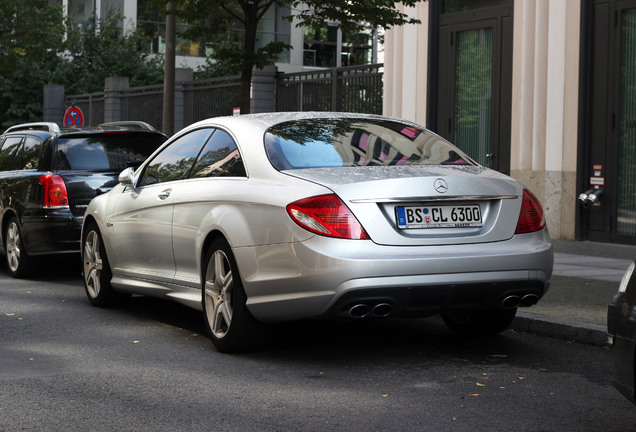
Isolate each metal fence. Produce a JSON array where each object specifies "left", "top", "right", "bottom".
[
  {"left": 64, "top": 64, "right": 383, "bottom": 130},
  {"left": 183, "top": 75, "right": 241, "bottom": 125},
  {"left": 276, "top": 64, "right": 383, "bottom": 114},
  {"left": 122, "top": 84, "right": 164, "bottom": 129}
]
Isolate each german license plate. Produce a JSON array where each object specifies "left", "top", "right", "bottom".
[{"left": 396, "top": 204, "right": 482, "bottom": 229}]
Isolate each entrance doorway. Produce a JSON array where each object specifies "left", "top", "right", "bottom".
[
  {"left": 430, "top": 0, "right": 513, "bottom": 174},
  {"left": 582, "top": 0, "right": 636, "bottom": 244}
]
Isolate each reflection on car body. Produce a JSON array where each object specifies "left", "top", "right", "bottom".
[{"left": 81, "top": 112, "right": 553, "bottom": 353}]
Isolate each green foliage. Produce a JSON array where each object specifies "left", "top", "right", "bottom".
[
  {"left": 0, "top": 0, "right": 65, "bottom": 127},
  {"left": 289, "top": 0, "right": 422, "bottom": 34},
  {"left": 0, "top": 4, "right": 164, "bottom": 127},
  {"left": 57, "top": 11, "right": 165, "bottom": 95}
]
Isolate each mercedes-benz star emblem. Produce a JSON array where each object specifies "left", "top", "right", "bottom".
[{"left": 434, "top": 178, "right": 448, "bottom": 194}]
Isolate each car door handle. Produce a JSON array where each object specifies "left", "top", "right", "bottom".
[{"left": 158, "top": 189, "right": 172, "bottom": 200}]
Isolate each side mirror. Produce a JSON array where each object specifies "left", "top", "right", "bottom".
[{"left": 118, "top": 167, "right": 136, "bottom": 187}]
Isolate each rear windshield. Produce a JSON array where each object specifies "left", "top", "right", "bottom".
[
  {"left": 264, "top": 118, "right": 476, "bottom": 170},
  {"left": 56, "top": 133, "right": 166, "bottom": 171}
]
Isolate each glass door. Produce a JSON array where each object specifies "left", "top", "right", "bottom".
[
  {"left": 453, "top": 27, "right": 493, "bottom": 166},
  {"left": 616, "top": 6, "right": 636, "bottom": 237},
  {"left": 433, "top": 2, "right": 512, "bottom": 174}
]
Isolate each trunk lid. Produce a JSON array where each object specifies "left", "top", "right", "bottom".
[{"left": 283, "top": 165, "right": 524, "bottom": 246}]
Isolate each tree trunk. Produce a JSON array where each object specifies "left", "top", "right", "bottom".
[{"left": 239, "top": 66, "right": 252, "bottom": 114}]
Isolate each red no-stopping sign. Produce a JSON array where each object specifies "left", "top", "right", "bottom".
[{"left": 63, "top": 106, "right": 84, "bottom": 127}]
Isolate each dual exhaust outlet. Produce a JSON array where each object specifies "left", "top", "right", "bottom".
[
  {"left": 348, "top": 303, "right": 393, "bottom": 319},
  {"left": 346, "top": 294, "right": 539, "bottom": 318},
  {"left": 501, "top": 293, "right": 540, "bottom": 309}
]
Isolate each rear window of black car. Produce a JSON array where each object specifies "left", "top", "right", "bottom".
[
  {"left": 56, "top": 133, "right": 165, "bottom": 171},
  {"left": 264, "top": 118, "right": 476, "bottom": 170}
]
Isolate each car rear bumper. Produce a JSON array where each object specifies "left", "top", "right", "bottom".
[
  {"left": 236, "top": 229, "right": 553, "bottom": 322},
  {"left": 21, "top": 212, "right": 83, "bottom": 255}
]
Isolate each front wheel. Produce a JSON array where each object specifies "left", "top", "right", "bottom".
[
  {"left": 5, "top": 217, "right": 33, "bottom": 278},
  {"left": 202, "top": 238, "right": 267, "bottom": 353},
  {"left": 441, "top": 308, "right": 517, "bottom": 336}
]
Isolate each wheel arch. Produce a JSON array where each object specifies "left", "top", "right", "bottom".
[{"left": 200, "top": 230, "right": 230, "bottom": 282}]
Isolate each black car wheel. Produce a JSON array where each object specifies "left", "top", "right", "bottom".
[
  {"left": 441, "top": 308, "right": 517, "bottom": 336},
  {"left": 202, "top": 238, "right": 267, "bottom": 353},
  {"left": 5, "top": 216, "right": 33, "bottom": 278},
  {"left": 82, "top": 222, "right": 123, "bottom": 307}
]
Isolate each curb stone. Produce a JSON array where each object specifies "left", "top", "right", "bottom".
[{"left": 512, "top": 312, "right": 610, "bottom": 348}]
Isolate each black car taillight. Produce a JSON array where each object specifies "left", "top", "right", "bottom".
[{"left": 40, "top": 174, "right": 69, "bottom": 208}]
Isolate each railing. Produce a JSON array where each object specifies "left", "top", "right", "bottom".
[
  {"left": 63, "top": 64, "right": 383, "bottom": 131},
  {"left": 277, "top": 64, "right": 383, "bottom": 114},
  {"left": 183, "top": 75, "right": 241, "bottom": 125},
  {"left": 122, "top": 84, "right": 164, "bottom": 129}
]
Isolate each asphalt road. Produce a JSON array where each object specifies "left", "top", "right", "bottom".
[{"left": 2, "top": 257, "right": 636, "bottom": 432}]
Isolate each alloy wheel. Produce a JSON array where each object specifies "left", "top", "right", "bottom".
[
  {"left": 204, "top": 250, "right": 234, "bottom": 339},
  {"left": 6, "top": 221, "right": 21, "bottom": 273},
  {"left": 83, "top": 230, "right": 103, "bottom": 299}
]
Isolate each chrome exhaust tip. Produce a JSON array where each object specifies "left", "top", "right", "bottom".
[
  {"left": 520, "top": 294, "right": 540, "bottom": 307},
  {"left": 349, "top": 304, "right": 371, "bottom": 318},
  {"left": 372, "top": 303, "right": 393, "bottom": 318},
  {"left": 502, "top": 295, "right": 522, "bottom": 309}
]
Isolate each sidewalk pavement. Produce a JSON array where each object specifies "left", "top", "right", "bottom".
[{"left": 511, "top": 239, "right": 636, "bottom": 346}]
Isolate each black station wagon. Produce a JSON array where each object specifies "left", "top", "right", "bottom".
[{"left": 0, "top": 121, "right": 166, "bottom": 277}]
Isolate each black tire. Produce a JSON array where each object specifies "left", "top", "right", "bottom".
[
  {"left": 82, "top": 222, "right": 123, "bottom": 307},
  {"left": 441, "top": 308, "right": 517, "bottom": 336},
  {"left": 202, "top": 238, "right": 267, "bottom": 353},
  {"left": 5, "top": 216, "right": 34, "bottom": 278}
]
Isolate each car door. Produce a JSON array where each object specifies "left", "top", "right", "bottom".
[
  {"left": 110, "top": 128, "right": 215, "bottom": 284},
  {"left": 171, "top": 128, "right": 248, "bottom": 288}
]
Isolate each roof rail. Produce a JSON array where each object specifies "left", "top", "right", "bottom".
[
  {"left": 98, "top": 121, "right": 157, "bottom": 131},
  {"left": 4, "top": 122, "right": 61, "bottom": 134}
]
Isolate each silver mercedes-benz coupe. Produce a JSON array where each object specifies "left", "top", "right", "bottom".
[{"left": 81, "top": 112, "right": 553, "bottom": 352}]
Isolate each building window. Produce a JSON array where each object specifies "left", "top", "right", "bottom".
[
  {"left": 303, "top": 24, "right": 376, "bottom": 68},
  {"left": 137, "top": 1, "right": 291, "bottom": 60},
  {"left": 68, "top": 0, "right": 95, "bottom": 29}
]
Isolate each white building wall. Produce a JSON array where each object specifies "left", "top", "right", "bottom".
[
  {"left": 383, "top": 3, "right": 428, "bottom": 126},
  {"left": 510, "top": 0, "right": 580, "bottom": 240}
]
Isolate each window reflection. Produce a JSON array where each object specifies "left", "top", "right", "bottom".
[{"left": 265, "top": 119, "right": 476, "bottom": 170}]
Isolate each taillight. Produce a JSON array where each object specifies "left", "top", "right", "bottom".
[
  {"left": 40, "top": 174, "right": 69, "bottom": 208},
  {"left": 515, "top": 189, "right": 545, "bottom": 234},
  {"left": 286, "top": 194, "right": 369, "bottom": 240}
]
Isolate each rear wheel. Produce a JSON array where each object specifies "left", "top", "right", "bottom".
[
  {"left": 202, "top": 238, "right": 267, "bottom": 353},
  {"left": 441, "top": 308, "right": 517, "bottom": 336},
  {"left": 82, "top": 223, "right": 123, "bottom": 307},
  {"left": 5, "top": 217, "right": 33, "bottom": 278}
]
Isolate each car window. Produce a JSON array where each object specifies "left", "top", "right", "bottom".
[
  {"left": 264, "top": 118, "right": 476, "bottom": 170},
  {"left": 22, "top": 136, "right": 42, "bottom": 170},
  {"left": 55, "top": 133, "right": 166, "bottom": 171},
  {"left": 0, "top": 136, "right": 24, "bottom": 171},
  {"left": 139, "top": 128, "right": 214, "bottom": 186},
  {"left": 190, "top": 129, "right": 246, "bottom": 178}
]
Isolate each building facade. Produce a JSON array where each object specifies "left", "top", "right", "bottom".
[
  {"left": 58, "top": 0, "right": 382, "bottom": 73},
  {"left": 384, "top": 0, "right": 636, "bottom": 245}
]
